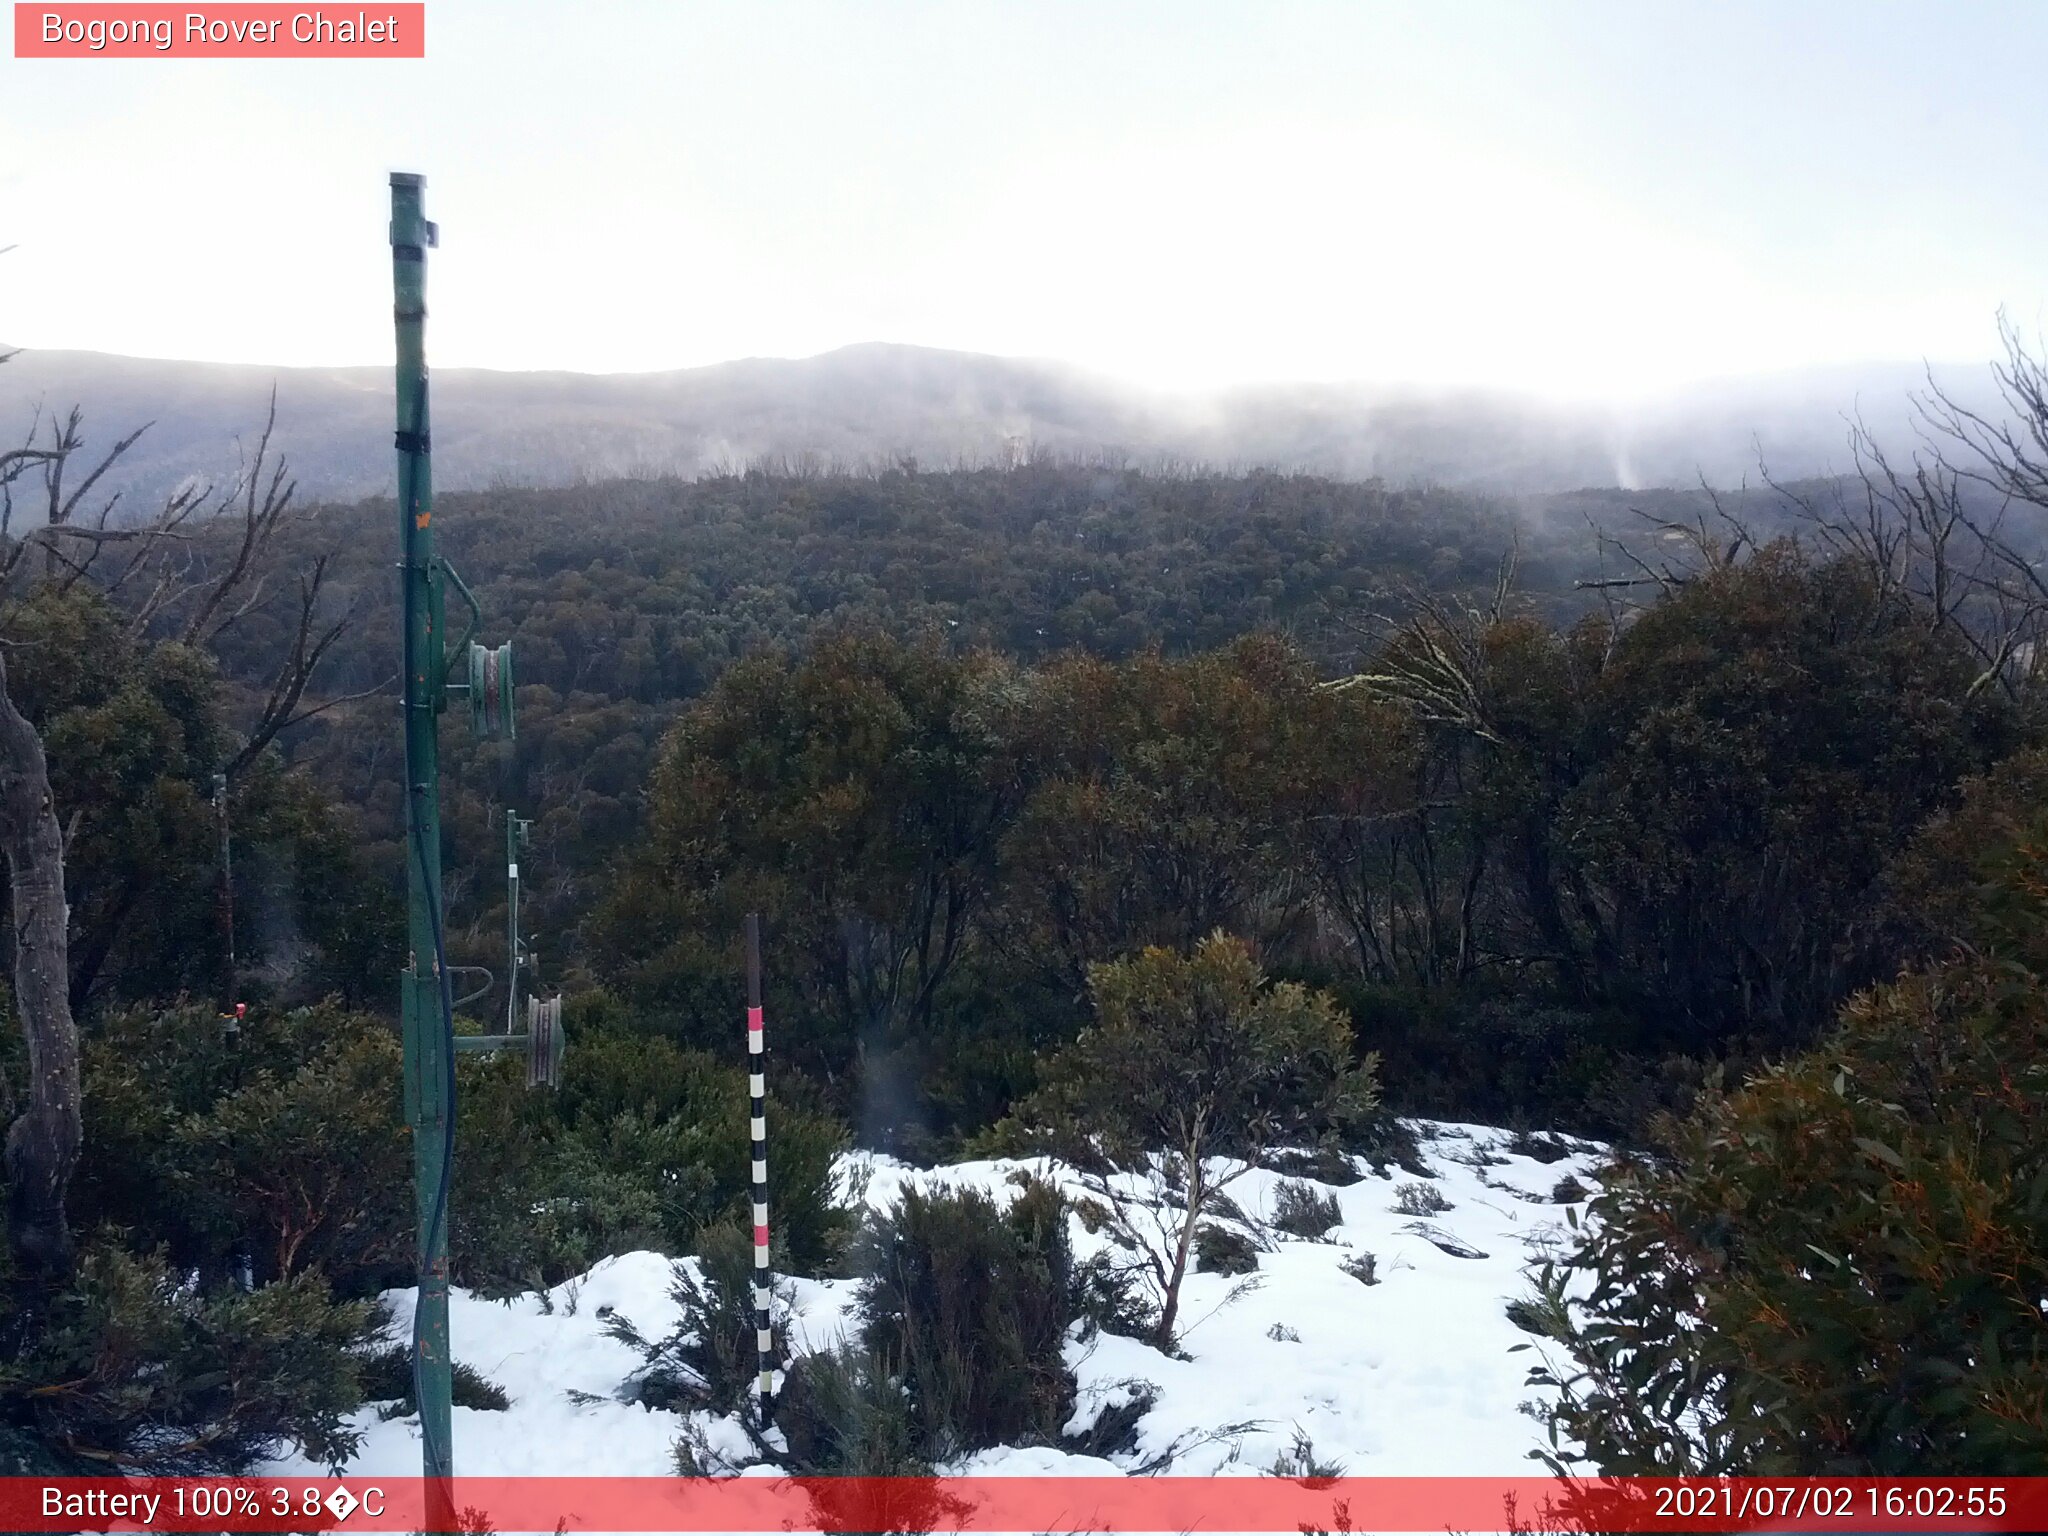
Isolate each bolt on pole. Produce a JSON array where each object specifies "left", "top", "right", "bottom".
[{"left": 390, "top": 170, "right": 455, "bottom": 1515}]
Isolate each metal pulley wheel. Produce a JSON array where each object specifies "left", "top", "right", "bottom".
[
  {"left": 526, "top": 993, "right": 565, "bottom": 1088},
  {"left": 468, "top": 640, "right": 516, "bottom": 740}
]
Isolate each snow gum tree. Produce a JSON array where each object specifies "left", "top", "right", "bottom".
[{"left": 1018, "top": 932, "right": 1377, "bottom": 1350}]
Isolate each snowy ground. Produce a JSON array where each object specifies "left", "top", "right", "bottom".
[{"left": 268, "top": 1119, "right": 1603, "bottom": 1483}]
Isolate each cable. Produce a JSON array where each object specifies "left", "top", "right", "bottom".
[{"left": 398, "top": 391, "right": 458, "bottom": 1482}]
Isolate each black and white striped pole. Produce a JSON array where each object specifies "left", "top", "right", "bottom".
[{"left": 745, "top": 912, "right": 774, "bottom": 1427}]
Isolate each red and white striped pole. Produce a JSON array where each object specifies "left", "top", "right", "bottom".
[{"left": 745, "top": 913, "right": 773, "bottom": 1427}]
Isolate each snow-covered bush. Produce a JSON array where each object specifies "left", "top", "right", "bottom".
[
  {"left": 1193, "top": 1222, "right": 1260, "bottom": 1275},
  {"left": 1270, "top": 1179, "right": 1341, "bottom": 1240},
  {"left": 1390, "top": 1180, "right": 1451, "bottom": 1216},
  {"left": 609, "top": 1222, "right": 782, "bottom": 1415},
  {"left": 1549, "top": 1174, "right": 1588, "bottom": 1204}
]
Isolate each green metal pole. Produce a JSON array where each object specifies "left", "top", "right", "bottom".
[{"left": 389, "top": 171, "right": 455, "bottom": 1513}]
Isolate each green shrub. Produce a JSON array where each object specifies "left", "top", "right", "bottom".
[
  {"left": 359, "top": 1348, "right": 511, "bottom": 1416},
  {"left": 1014, "top": 934, "right": 1377, "bottom": 1348},
  {"left": 854, "top": 1180, "right": 1078, "bottom": 1457},
  {"left": 753, "top": 1345, "right": 975, "bottom": 1535},
  {"left": 612, "top": 1222, "right": 780, "bottom": 1415},
  {"left": 452, "top": 1020, "right": 853, "bottom": 1295},
  {"left": 1260, "top": 1146, "right": 1363, "bottom": 1186},
  {"left": 1269, "top": 1180, "right": 1342, "bottom": 1240},
  {"left": 74, "top": 1003, "right": 413, "bottom": 1297},
  {"left": 1506, "top": 1129, "right": 1577, "bottom": 1164},
  {"left": 769, "top": 1345, "right": 927, "bottom": 1476},
  {"left": 1528, "top": 841, "right": 2048, "bottom": 1473},
  {"left": 1062, "top": 1380, "right": 1158, "bottom": 1459},
  {"left": 1193, "top": 1223, "right": 1260, "bottom": 1275},
  {"left": 0, "top": 1243, "right": 374, "bottom": 1473}
]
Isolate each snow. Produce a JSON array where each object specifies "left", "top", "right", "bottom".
[{"left": 268, "top": 1119, "right": 1604, "bottom": 1484}]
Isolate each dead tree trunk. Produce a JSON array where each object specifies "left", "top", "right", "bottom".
[{"left": 0, "top": 648, "right": 79, "bottom": 1279}]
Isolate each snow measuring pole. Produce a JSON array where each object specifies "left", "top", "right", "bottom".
[
  {"left": 391, "top": 172, "right": 547, "bottom": 1512},
  {"left": 746, "top": 913, "right": 774, "bottom": 1427}
]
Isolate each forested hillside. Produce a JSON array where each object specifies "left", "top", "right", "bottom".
[
  {"left": 207, "top": 464, "right": 1557, "bottom": 1010},
  {"left": 4, "top": 337, "right": 2047, "bottom": 1476}
]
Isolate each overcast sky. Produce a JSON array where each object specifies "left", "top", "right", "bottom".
[{"left": 3, "top": 0, "right": 2044, "bottom": 398}]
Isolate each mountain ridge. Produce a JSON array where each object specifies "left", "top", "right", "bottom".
[{"left": 0, "top": 339, "right": 2000, "bottom": 511}]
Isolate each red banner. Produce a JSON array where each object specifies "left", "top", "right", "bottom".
[
  {"left": 3, "top": 1475, "right": 2044, "bottom": 1532},
  {"left": 13, "top": 4, "right": 424, "bottom": 57}
]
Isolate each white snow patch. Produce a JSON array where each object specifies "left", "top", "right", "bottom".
[{"left": 269, "top": 1120, "right": 1604, "bottom": 1482}]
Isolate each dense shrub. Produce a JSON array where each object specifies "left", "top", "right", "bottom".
[
  {"left": 1012, "top": 934, "right": 1377, "bottom": 1348},
  {"left": 1505, "top": 1129, "right": 1577, "bottom": 1164},
  {"left": 1343, "top": 985, "right": 1690, "bottom": 1143},
  {"left": 1260, "top": 1145, "right": 1363, "bottom": 1186},
  {"left": 854, "top": 1180, "right": 1079, "bottom": 1456},
  {"left": 1193, "top": 1223, "right": 1260, "bottom": 1276},
  {"left": 453, "top": 1020, "right": 852, "bottom": 1294},
  {"left": 359, "top": 1348, "right": 511, "bottom": 1416},
  {"left": 0, "top": 1243, "right": 372, "bottom": 1473},
  {"left": 753, "top": 1346, "right": 978, "bottom": 1536},
  {"left": 1528, "top": 831, "right": 2048, "bottom": 1473},
  {"left": 73, "top": 1003, "right": 413, "bottom": 1297}
]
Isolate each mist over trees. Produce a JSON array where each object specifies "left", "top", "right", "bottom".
[
  {"left": 4, "top": 325, "right": 2048, "bottom": 1472},
  {"left": 0, "top": 341, "right": 2016, "bottom": 509}
]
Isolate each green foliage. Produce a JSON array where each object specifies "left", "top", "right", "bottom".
[
  {"left": 1561, "top": 550, "right": 2013, "bottom": 1047},
  {"left": 1879, "top": 743, "right": 2048, "bottom": 958},
  {"left": 1259, "top": 1145, "right": 1364, "bottom": 1186},
  {"left": 1016, "top": 934, "right": 1376, "bottom": 1346},
  {"left": 996, "top": 636, "right": 1361, "bottom": 993},
  {"left": 740, "top": 1345, "right": 978, "bottom": 1536},
  {"left": 595, "top": 632, "right": 1020, "bottom": 1108},
  {"left": 2, "top": 585, "right": 399, "bottom": 1013},
  {"left": 853, "top": 1179, "right": 1080, "bottom": 1456},
  {"left": 231, "top": 464, "right": 1524, "bottom": 998},
  {"left": 765, "top": 1346, "right": 935, "bottom": 1488},
  {"left": 358, "top": 1347, "right": 511, "bottom": 1415},
  {"left": 452, "top": 1016, "right": 851, "bottom": 1294},
  {"left": 1269, "top": 1179, "right": 1342, "bottom": 1240},
  {"left": 1530, "top": 830, "right": 2048, "bottom": 1474},
  {"left": 613, "top": 1222, "right": 779, "bottom": 1416},
  {"left": 0, "top": 1242, "right": 372, "bottom": 1473},
  {"left": 1193, "top": 1223, "right": 1260, "bottom": 1276},
  {"left": 1036, "top": 935, "right": 1378, "bottom": 1170},
  {"left": 73, "top": 1003, "right": 412, "bottom": 1297}
]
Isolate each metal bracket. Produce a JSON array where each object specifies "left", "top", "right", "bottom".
[
  {"left": 439, "top": 557, "right": 483, "bottom": 660},
  {"left": 449, "top": 964, "right": 494, "bottom": 1011}
]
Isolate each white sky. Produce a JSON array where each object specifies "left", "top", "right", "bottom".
[{"left": 3, "top": 0, "right": 2044, "bottom": 399}]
